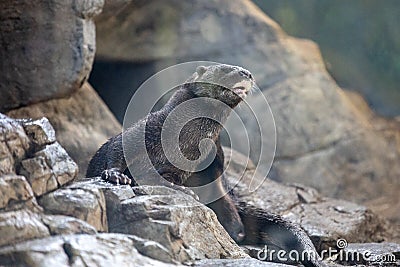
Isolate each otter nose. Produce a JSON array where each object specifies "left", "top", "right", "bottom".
[{"left": 239, "top": 70, "right": 253, "bottom": 80}]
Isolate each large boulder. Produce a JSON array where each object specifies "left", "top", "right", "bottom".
[
  {"left": 0, "top": 0, "right": 103, "bottom": 112},
  {"left": 65, "top": 179, "right": 248, "bottom": 262},
  {"left": 93, "top": 0, "right": 400, "bottom": 223},
  {"left": 7, "top": 82, "right": 121, "bottom": 176}
]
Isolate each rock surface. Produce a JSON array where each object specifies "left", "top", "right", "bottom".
[
  {"left": 69, "top": 179, "right": 248, "bottom": 262},
  {"left": 193, "top": 259, "right": 292, "bottom": 267},
  {"left": 7, "top": 82, "right": 121, "bottom": 176},
  {"left": 334, "top": 242, "right": 400, "bottom": 266},
  {"left": 0, "top": 234, "right": 176, "bottom": 267},
  {"left": 0, "top": 0, "right": 103, "bottom": 112},
  {"left": 93, "top": 0, "right": 400, "bottom": 223},
  {"left": 0, "top": 114, "right": 78, "bottom": 197},
  {"left": 223, "top": 147, "right": 391, "bottom": 251},
  {"left": 0, "top": 209, "right": 96, "bottom": 247}
]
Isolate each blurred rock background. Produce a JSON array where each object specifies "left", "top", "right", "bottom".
[{"left": 254, "top": 0, "right": 400, "bottom": 118}]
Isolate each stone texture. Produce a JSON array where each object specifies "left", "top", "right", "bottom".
[
  {"left": 0, "top": 209, "right": 95, "bottom": 248},
  {"left": 7, "top": 82, "right": 121, "bottom": 176},
  {"left": 0, "top": 175, "right": 34, "bottom": 209},
  {"left": 223, "top": 147, "right": 390, "bottom": 251},
  {"left": 0, "top": 114, "right": 30, "bottom": 175},
  {"left": 335, "top": 242, "right": 400, "bottom": 266},
  {"left": 0, "top": 113, "right": 78, "bottom": 198},
  {"left": 193, "top": 258, "right": 292, "bottom": 267},
  {"left": 0, "top": 0, "right": 104, "bottom": 112},
  {"left": 0, "top": 234, "right": 176, "bottom": 267},
  {"left": 38, "top": 185, "right": 107, "bottom": 232},
  {"left": 94, "top": 0, "right": 400, "bottom": 223},
  {"left": 20, "top": 142, "right": 78, "bottom": 196},
  {"left": 71, "top": 179, "right": 248, "bottom": 262},
  {"left": 21, "top": 117, "right": 56, "bottom": 148}
]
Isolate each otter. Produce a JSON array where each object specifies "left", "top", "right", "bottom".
[
  {"left": 87, "top": 64, "right": 253, "bottom": 241},
  {"left": 86, "top": 64, "right": 326, "bottom": 267}
]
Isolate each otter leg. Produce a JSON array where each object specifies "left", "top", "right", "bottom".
[
  {"left": 185, "top": 139, "right": 245, "bottom": 243},
  {"left": 101, "top": 134, "right": 132, "bottom": 185}
]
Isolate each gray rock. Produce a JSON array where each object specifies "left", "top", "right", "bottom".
[
  {"left": 334, "top": 242, "right": 400, "bottom": 266},
  {"left": 0, "top": 233, "right": 176, "bottom": 267},
  {"left": 20, "top": 117, "right": 56, "bottom": 148},
  {"left": 20, "top": 142, "right": 78, "bottom": 196},
  {"left": 38, "top": 185, "right": 107, "bottom": 232},
  {"left": 0, "top": 114, "right": 30, "bottom": 175},
  {"left": 0, "top": 0, "right": 104, "bottom": 112},
  {"left": 193, "top": 258, "right": 292, "bottom": 267},
  {"left": 224, "top": 147, "right": 389, "bottom": 251},
  {"left": 0, "top": 175, "right": 34, "bottom": 209},
  {"left": 0, "top": 209, "right": 49, "bottom": 247},
  {"left": 0, "top": 209, "right": 96, "bottom": 248},
  {"left": 72, "top": 179, "right": 247, "bottom": 262},
  {"left": 109, "top": 185, "right": 248, "bottom": 262},
  {"left": 7, "top": 83, "right": 121, "bottom": 176}
]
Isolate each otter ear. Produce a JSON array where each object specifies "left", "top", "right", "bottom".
[{"left": 196, "top": 66, "right": 207, "bottom": 76}]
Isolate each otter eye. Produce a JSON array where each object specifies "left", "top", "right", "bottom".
[{"left": 239, "top": 70, "right": 252, "bottom": 79}]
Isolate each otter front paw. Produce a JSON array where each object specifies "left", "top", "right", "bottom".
[{"left": 101, "top": 168, "right": 131, "bottom": 185}]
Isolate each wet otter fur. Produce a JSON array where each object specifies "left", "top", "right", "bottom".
[
  {"left": 87, "top": 64, "right": 254, "bottom": 241},
  {"left": 87, "top": 64, "right": 326, "bottom": 266}
]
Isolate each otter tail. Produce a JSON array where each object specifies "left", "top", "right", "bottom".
[{"left": 238, "top": 205, "right": 328, "bottom": 267}]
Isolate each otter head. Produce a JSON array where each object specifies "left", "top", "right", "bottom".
[{"left": 188, "top": 64, "right": 257, "bottom": 107}]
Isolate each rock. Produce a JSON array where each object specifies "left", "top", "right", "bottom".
[
  {"left": 0, "top": 0, "right": 104, "bottom": 112},
  {"left": 223, "top": 147, "right": 390, "bottom": 251},
  {"left": 0, "top": 175, "right": 34, "bottom": 209},
  {"left": 0, "top": 209, "right": 49, "bottom": 247},
  {"left": 0, "top": 234, "right": 176, "bottom": 267},
  {"left": 193, "top": 258, "right": 292, "bottom": 266},
  {"left": 20, "top": 142, "right": 78, "bottom": 196},
  {"left": 93, "top": 0, "right": 400, "bottom": 222},
  {"left": 39, "top": 214, "right": 97, "bottom": 236},
  {"left": 38, "top": 185, "right": 107, "bottom": 232},
  {"left": 20, "top": 117, "right": 56, "bottom": 148},
  {"left": 113, "top": 185, "right": 248, "bottom": 262},
  {"left": 7, "top": 82, "right": 121, "bottom": 176},
  {"left": 0, "top": 114, "right": 30, "bottom": 175},
  {"left": 0, "top": 113, "right": 78, "bottom": 197},
  {"left": 0, "top": 209, "right": 95, "bottom": 248},
  {"left": 335, "top": 242, "right": 400, "bottom": 266},
  {"left": 70, "top": 179, "right": 247, "bottom": 262}
]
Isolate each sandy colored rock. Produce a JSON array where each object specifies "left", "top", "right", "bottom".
[
  {"left": 21, "top": 117, "right": 56, "bottom": 148},
  {"left": 0, "top": 175, "right": 34, "bottom": 209},
  {"left": 20, "top": 142, "right": 78, "bottom": 196},
  {"left": 0, "top": 114, "right": 30, "bottom": 175},
  {"left": 7, "top": 82, "right": 121, "bottom": 176}
]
